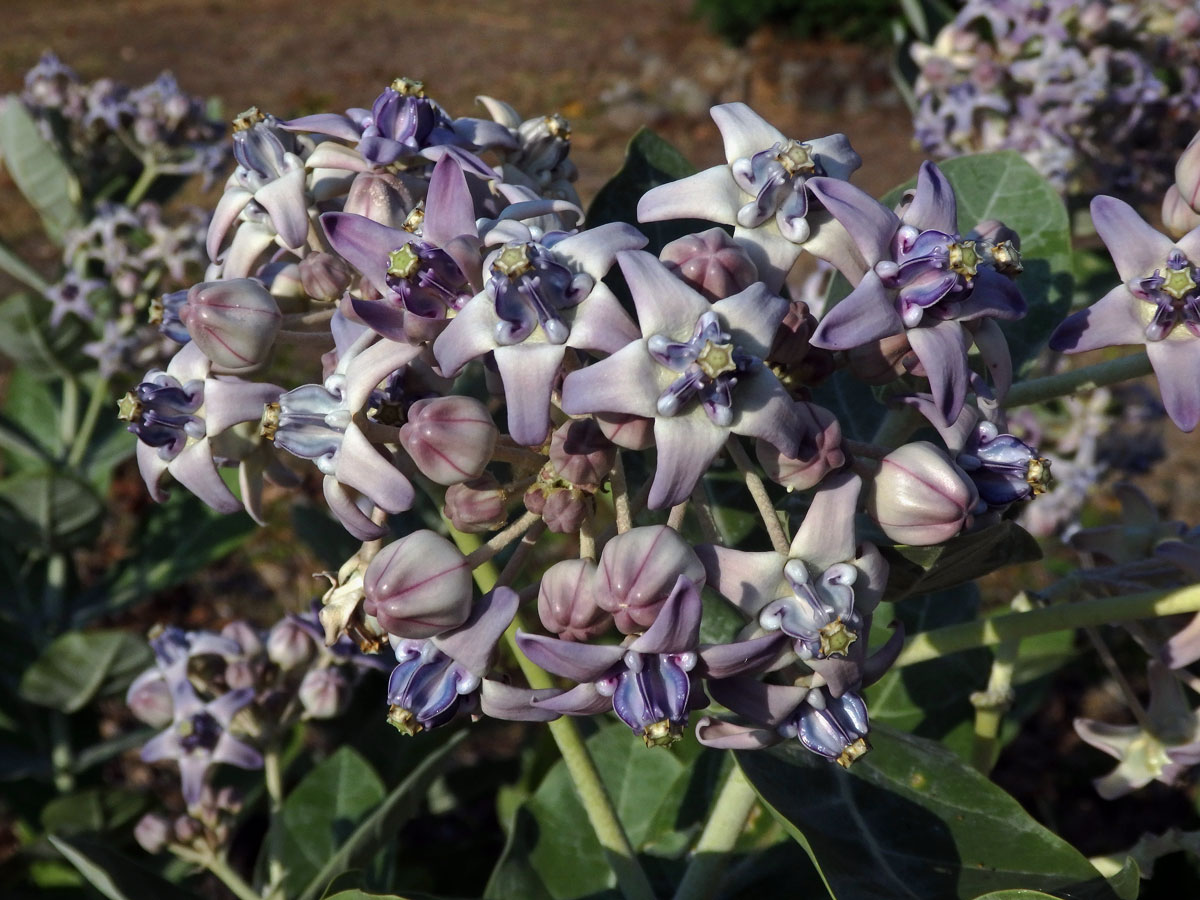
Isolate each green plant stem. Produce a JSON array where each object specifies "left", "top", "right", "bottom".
[
  {"left": 263, "top": 750, "right": 286, "bottom": 898},
  {"left": 725, "top": 438, "right": 788, "bottom": 554},
  {"left": 49, "top": 711, "right": 74, "bottom": 793},
  {"left": 66, "top": 376, "right": 110, "bottom": 468},
  {"left": 894, "top": 585, "right": 1200, "bottom": 668},
  {"left": 125, "top": 165, "right": 159, "bottom": 206},
  {"left": 60, "top": 376, "right": 80, "bottom": 454},
  {"left": 174, "top": 847, "right": 262, "bottom": 900},
  {"left": 671, "top": 764, "right": 759, "bottom": 900},
  {"left": 1004, "top": 350, "right": 1152, "bottom": 408},
  {"left": 0, "top": 235, "right": 49, "bottom": 293},
  {"left": 448, "top": 525, "right": 655, "bottom": 900},
  {"left": 969, "top": 594, "right": 1029, "bottom": 774}
]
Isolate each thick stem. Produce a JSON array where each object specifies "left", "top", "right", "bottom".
[
  {"left": 464, "top": 510, "right": 542, "bottom": 569},
  {"left": 1004, "top": 351, "right": 1151, "bottom": 409},
  {"left": 894, "top": 584, "right": 1200, "bottom": 668},
  {"left": 671, "top": 764, "right": 759, "bottom": 900},
  {"left": 610, "top": 452, "right": 633, "bottom": 534},
  {"left": 66, "top": 377, "right": 111, "bottom": 468},
  {"left": 667, "top": 500, "right": 688, "bottom": 530},
  {"left": 447, "top": 525, "right": 655, "bottom": 900},
  {"left": 969, "top": 593, "right": 1029, "bottom": 773},
  {"left": 725, "top": 438, "right": 788, "bottom": 554},
  {"left": 125, "top": 165, "right": 159, "bottom": 206},
  {"left": 263, "top": 749, "right": 286, "bottom": 898}
]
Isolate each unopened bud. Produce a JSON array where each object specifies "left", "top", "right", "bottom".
[
  {"left": 595, "top": 525, "right": 705, "bottom": 634},
  {"left": 444, "top": 475, "right": 509, "bottom": 532},
  {"left": 267, "top": 618, "right": 316, "bottom": 670},
  {"left": 1162, "top": 185, "right": 1200, "bottom": 239},
  {"left": 400, "top": 396, "right": 497, "bottom": 485},
  {"left": 846, "top": 332, "right": 922, "bottom": 385},
  {"left": 299, "top": 251, "right": 353, "bottom": 301},
  {"left": 298, "top": 667, "right": 352, "bottom": 719},
  {"left": 767, "top": 299, "right": 818, "bottom": 370},
  {"left": 172, "top": 815, "right": 203, "bottom": 844},
  {"left": 344, "top": 171, "right": 424, "bottom": 228},
  {"left": 867, "top": 441, "right": 979, "bottom": 545},
  {"left": 181, "top": 278, "right": 281, "bottom": 372},
  {"left": 220, "top": 620, "right": 263, "bottom": 657},
  {"left": 224, "top": 660, "right": 258, "bottom": 690},
  {"left": 538, "top": 559, "right": 611, "bottom": 641},
  {"left": 363, "top": 530, "right": 472, "bottom": 638},
  {"left": 126, "top": 669, "right": 173, "bottom": 728},
  {"left": 595, "top": 412, "right": 654, "bottom": 450},
  {"left": 540, "top": 487, "right": 588, "bottom": 534},
  {"left": 134, "top": 813, "right": 172, "bottom": 854},
  {"left": 755, "top": 402, "right": 845, "bottom": 490},
  {"left": 549, "top": 419, "right": 614, "bottom": 490},
  {"left": 659, "top": 227, "right": 758, "bottom": 301}
]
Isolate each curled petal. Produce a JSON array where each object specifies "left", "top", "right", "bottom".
[
  {"left": 695, "top": 716, "right": 780, "bottom": 750},
  {"left": 516, "top": 631, "right": 625, "bottom": 682},
  {"left": 637, "top": 165, "right": 741, "bottom": 227},
  {"left": 334, "top": 424, "right": 414, "bottom": 513},
  {"left": 434, "top": 588, "right": 519, "bottom": 677},
  {"left": 789, "top": 470, "right": 862, "bottom": 569},
  {"left": 630, "top": 575, "right": 703, "bottom": 655},
  {"left": 169, "top": 439, "right": 241, "bottom": 514},
  {"left": 699, "top": 632, "right": 786, "bottom": 679},
  {"left": 533, "top": 682, "right": 614, "bottom": 716},
  {"left": 711, "top": 102, "right": 787, "bottom": 164},
  {"left": 480, "top": 680, "right": 562, "bottom": 722}
]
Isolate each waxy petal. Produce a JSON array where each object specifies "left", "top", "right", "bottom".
[
  {"left": 431, "top": 294, "right": 498, "bottom": 376},
  {"left": 903, "top": 162, "right": 958, "bottom": 234},
  {"left": 323, "top": 478, "right": 385, "bottom": 540},
  {"left": 1092, "top": 195, "right": 1177, "bottom": 284},
  {"left": 207, "top": 185, "right": 253, "bottom": 262},
  {"left": 283, "top": 112, "right": 363, "bottom": 143},
  {"left": 1048, "top": 284, "right": 1145, "bottom": 354},
  {"left": 479, "top": 680, "right": 562, "bottom": 722},
  {"left": 567, "top": 283, "right": 641, "bottom": 353},
  {"left": 516, "top": 631, "right": 625, "bottom": 682},
  {"left": 711, "top": 102, "right": 787, "bottom": 164},
  {"left": 254, "top": 165, "right": 310, "bottom": 250},
  {"left": 335, "top": 424, "right": 414, "bottom": 513},
  {"left": 1147, "top": 339, "right": 1200, "bottom": 432},
  {"left": 700, "top": 633, "right": 786, "bottom": 679},
  {"left": 552, "top": 222, "right": 648, "bottom": 282},
  {"left": 619, "top": 250, "right": 711, "bottom": 337},
  {"left": 790, "top": 471, "right": 862, "bottom": 569},
  {"left": 169, "top": 438, "right": 241, "bottom": 514},
  {"left": 695, "top": 545, "right": 787, "bottom": 617},
  {"left": 434, "top": 587, "right": 518, "bottom": 677},
  {"left": 637, "top": 165, "right": 741, "bottom": 226},
  {"left": 495, "top": 343, "right": 565, "bottom": 447},
  {"left": 695, "top": 717, "right": 780, "bottom": 750},
  {"left": 907, "top": 319, "right": 969, "bottom": 427},
  {"left": 629, "top": 575, "right": 702, "bottom": 655},
  {"left": 708, "top": 677, "right": 806, "bottom": 728},
  {"left": 560, "top": 342, "right": 661, "bottom": 419},
  {"left": 712, "top": 282, "right": 789, "bottom": 359},
  {"left": 424, "top": 155, "right": 477, "bottom": 246},
  {"left": 810, "top": 270, "right": 904, "bottom": 351},
  {"left": 731, "top": 369, "right": 805, "bottom": 458},
  {"left": 533, "top": 682, "right": 613, "bottom": 716},
  {"left": 807, "top": 178, "right": 899, "bottom": 270},
  {"left": 970, "top": 318, "right": 1013, "bottom": 401},
  {"left": 732, "top": 222, "right": 803, "bottom": 293},
  {"left": 649, "top": 412, "right": 729, "bottom": 509},
  {"left": 322, "top": 212, "right": 410, "bottom": 296},
  {"left": 211, "top": 732, "right": 264, "bottom": 770}
]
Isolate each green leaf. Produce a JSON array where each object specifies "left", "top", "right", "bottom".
[
  {"left": 486, "top": 722, "right": 710, "bottom": 900},
  {"left": 19, "top": 630, "right": 152, "bottom": 713},
  {"left": 41, "top": 787, "right": 146, "bottom": 835},
  {"left": 866, "top": 586, "right": 990, "bottom": 759},
  {"left": 74, "top": 496, "right": 256, "bottom": 625},
  {"left": 297, "top": 731, "right": 469, "bottom": 900},
  {"left": 325, "top": 892, "right": 472, "bottom": 900},
  {"left": 0, "top": 467, "right": 104, "bottom": 549},
  {"left": 1, "top": 366, "right": 59, "bottom": 462},
  {"left": 737, "top": 725, "right": 1118, "bottom": 900},
  {"left": 587, "top": 128, "right": 709, "bottom": 256},
  {"left": 276, "top": 747, "right": 387, "bottom": 899},
  {"left": 0, "top": 96, "right": 84, "bottom": 242},
  {"left": 972, "top": 893, "right": 1061, "bottom": 899},
  {"left": 47, "top": 834, "right": 191, "bottom": 900},
  {"left": 879, "top": 520, "right": 1042, "bottom": 602},
  {"left": 0, "top": 293, "right": 90, "bottom": 379}
]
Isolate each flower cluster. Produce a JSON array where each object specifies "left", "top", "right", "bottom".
[
  {"left": 910, "top": 0, "right": 1200, "bottom": 200},
  {"left": 120, "top": 83, "right": 1063, "bottom": 777}
]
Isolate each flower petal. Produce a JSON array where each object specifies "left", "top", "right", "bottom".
[
  {"left": 552, "top": 222, "right": 647, "bottom": 282},
  {"left": 619, "top": 250, "right": 710, "bottom": 337},
  {"left": 630, "top": 575, "right": 702, "bottom": 654},
  {"left": 335, "top": 424, "right": 414, "bottom": 513},
  {"left": 637, "top": 165, "right": 741, "bottom": 225},
  {"left": 695, "top": 716, "right": 780, "bottom": 750},
  {"left": 431, "top": 294, "right": 498, "bottom": 376},
  {"left": 1147, "top": 338, "right": 1200, "bottom": 432},
  {"left": 1092, "top": 195, "right": 1176, "bottom": 283},
  {"left": 907, "top": 319, "right": 970, "bottom": 427},
  {"left": 424, "top": 155, "right": 477, "bottom": 246},
  {"left": 1048, "top": 284, "right": 1145, "bottom": 354},
  {"left": 790, "top": 470, "right": 862, "bottom": 568},
  {"left": 254, "top": 165, "right": 310, "bottom": 250},
  {"left": 700, "top": 633, "right": 785, "bottom": 678},
  {"left": 708, "top": 677, "right": 806, "bottom": 727},
  {"left": 560, "top": 342, "right": 660, "bottom": 419},
  {"left": 711, "top": 102, "right": 787, "bottom": 164},
  {"left": 434, "top": 587, "right": 518, "bottom": 677},
  {"left": 649, "top": 412, "right": 728, "bottom": 509},
  {"left": 169, "top": 438, "right": 241, "bottom": 514},
  {"left": 516, "top": 631, "right": 625, "bottom": 682},
  {"left": 495, "top": 343, "right": 565, "bottom": 447},
  {"left": 694, "top": 546, "right": 787, "bottom": 617},
  {"left": 322, "top": 212, "right": 409, "bottom": 296},
  {"left": 807, "top": 177, "right": 899, "bottom": 270},
  {"left": 479, "top": 680, "right": 562, "bottom": 721},
  {"left": 810, "top": 270, "right": 904, "bottom": 350},
  {"left": 903, "top": 162, "right": 957, "bottom": 234}
]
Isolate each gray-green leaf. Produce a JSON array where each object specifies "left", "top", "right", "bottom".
[
  {"left": 0, "top": 96, "right": 84, "bottom": 242},
  {"left": 19, "top": 630, "right": 152, "bottom": 713}
]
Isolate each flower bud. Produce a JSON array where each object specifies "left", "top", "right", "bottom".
[
  {"left": 867, "top": 441, "right": 979, "bottom": 545},
  {"left": 173, "top": 815, "right": 203, "bottom": 844},
  {"left": 134, "top": 813, "right": 172, "bottom": 854},
  {"left": 538, "top": 559, "right": 611, "bottom": 642},
  {"left": 595, "top": 525, "right": 705, "bottom": 634},
  {"left": 767, "top": 299, "right": 818, "bottom": 370},
  {"left": 215, "top": 786, "right": 243, "bottom": 814},
  {"left": 444, "top": 475, "right": 508, "bottom": 532},
  {"left": 180, "top": 278, "right": 281, "bottom": 372},
  {"left": 363, "top": 530, "right": 472, "bottom": 638},
  {"left": 659, "top": 227, "right": 758, "bottom": 301},
  {"left": 399, "top": 396, "right": 497, "bottom": 485},
  {"left": 846, "top": 332, "right": 921, "bottom": 385},
  {"left": 540, "top": 487, "right": 588, "bottom": 534},
  {"left": 549, "top": 419, "right": 614, "bottom": 490},
  {"left": 266, "top": 618, "right": 316, "bottom": 670},
  {"left": 298, "top": 667, "right": 352, "bottom": 719},
  {"left": 220, "top": 620, "right": 263, "bottom": 657},
  {"left": 756, "top": 402, "right": 844, "bottom": 490},
  {"left": 969, "top": 219, "right": 1021, "bottom": 249},
  {"left": 1175, "top": 132, "right": 1200, "bottom": 215},
  {"left": 223, "top": 659, "right": 258, "bottom": 690},
  {"left": 126, "top": 669, "right": 174, "bottom": 728},
  {"left": 299, "top": 251, "right": 353, "bottom": 301},
  {"left": 344, "top": 171, "right": 423, "bottom": 228},
  {"left": 1162, "top": 185, "right": 1200, "bottom": 239}
]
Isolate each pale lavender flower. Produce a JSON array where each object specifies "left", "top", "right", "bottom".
[
  {"left": 1049, "top": 196, "right": 1200, "bottom": 431},
  {"left": 637, "top": 103, "right": 861, "bottom": 291},
  {"left": 561, "top": 250, "right": 807, "bottom": 508}
]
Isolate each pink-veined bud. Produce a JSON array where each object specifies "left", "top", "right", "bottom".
[
  {"left": 400, "top": 396, "right": 498, "bottom": 485},
  {"left": 363, "top": 530, "right": 472, "bottom": 639},
  {"left": 660, "top": 227, "right": 758, "bottom": 301},
  {"left": 135, "top": 813, "right": 171, "bottom": 854},
  {"left": 180, "top": 278, "right": 281, "bottom": 372},
  {"left": 867, "top": 441, "right": 979, "bottom": 545},
  {"left": 1162, "top": 185, "right": 1200, "bottom": 239},
  {"left": 444, "top": 475, "right": 509, "bottom": 532},
  {"left": 541, "top": 487, "right": 588, "bottom": 534},
  {"left": 538, "top": 558, "right": 611, "bottom": 642},
  {"left": 260, "top": 260, "right": 305, "bottom": 302},
  {"left": 126, "top": 669, "right": 173, "bottom": 728},
  {"left": 298, "top": 667, "right": 352, "bottom": 719},
  {"left": 344, "top": 171, "right": 424, "bottom": 228},
  {"left": 549, "top": 419, "right": 614, "bottom": 491},
  {"left": 266, "top": 618, "right": 316, "bottom": 670},
  {"left": 755, "top": 402, "right": 845, "bottom": 491},
  {"left": 224, "top": 659, "right": 258, "bottom": 690},
  {"left": 220, "top": 620, "right": 263, "bottom": 657},
  {"left": 1175, "top": 131, "right": 1200, "bottom": 215},
  {"left": 299, "top": 251, "right": 353, "bottom": 301},
  {"left": 595, "top": 525, "right": 705, "bottom": 634},
  {"left": 767, "top": 299, "right": 817, "bottom": 369}
]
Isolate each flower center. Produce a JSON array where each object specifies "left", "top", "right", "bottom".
[
  {"left": 177, "top": 711, "right": 222, "bottom": 753},
  {"left": 1130, "top": 249, "right": 1200, "bottom": 341},
  {"left": 876, "top": 226, "right": 980, "bottom": 327},
  {"left": 120, "top": 374, "right": 205, "bottom": 460},
  {"left": 760, "top": 559, "right": 859, "bottom": 660},
  {"left": 731, "top": 139, "right": 823, "bottom": 242},
  {"left": 648, "top": 311, "right": 753, "bottom": 426},
  {"left": 384, "top": 239, "right": 472, "bottom": 318},
  {"left": 487, "top": 241, "right": 592, "bottom": 346}
]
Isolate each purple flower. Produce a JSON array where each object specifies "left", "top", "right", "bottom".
[
  {"left": 434, "top": 222, "right": 647, "bottom": 446},
  {"left": 1049, "top": 196, "right": 1200, "bottom": 431},
  {"left": 637, "top": 103, "right": 861, "bottom": 291},
  {"left": 561, "top": 250, "right": 807, "bottom": 508},
  {"left": 808, "top": 162, "right": 1026, "bottom": 426}
]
